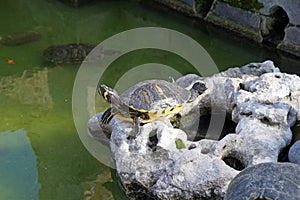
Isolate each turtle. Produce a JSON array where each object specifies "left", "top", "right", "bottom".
[
  {"left": 43, "top": 43, "right": 95, "bottom": 64},
  {"left": 43, "top": 43, "right": 121, "bottom": 64},
  {"left": 98, "top": 79, "right": 207, "bottom": 135},
  {"left": 224, "top": 162, "right": 300, "bottom": 200}
]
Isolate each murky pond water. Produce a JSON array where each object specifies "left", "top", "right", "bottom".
[{"left": 0, "top": 0, "right": 299, "bottom": 199}]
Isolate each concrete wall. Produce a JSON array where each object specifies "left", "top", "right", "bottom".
[{"left": 144, "top": 0, "right": 300, "bottom": 58}]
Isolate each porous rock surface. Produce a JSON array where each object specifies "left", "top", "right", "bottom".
[{"left": 88, "top": 60, "right": 300, "bottom": 199}]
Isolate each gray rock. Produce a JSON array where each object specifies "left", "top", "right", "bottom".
[
  {"left": 214, "top": 60, "right": 279, "bottom": 78},
  {"left": 152, "top": 150, "right": 238, "bottom": 199},
  {"left": 278, "top": 26, "right": 300, "bottom": 57},
  {"left": 238, "top": 72, "right": 300, "bottom": 121},
  {"left": 213, "top": 2, "right": 260, "bottom": 30},
  {"left": 178, "top": 0, "right": 195, "bottom": 9},
  {"left": 142, "top": 0, "right": 300, "bottom": 58},
  {"left": 289, "top": 140, "right": 300, "bottom": 165},
  {"left": 89, "top": 61, "right": 300, "bottom": 199},
  {"left": 283, "top": 26, "right": 300, "bottom": 45},
  {"left": 87, "top": 113, "right": 112, "bottom": 147},
  {"left": 205, "top": 1, "right": 263, "bottom": 42},
  {"left": 232, "top": 101, "right": 297, "bottom": 127},
  {"left": 258, "top": 0, "right": 300, "bottom": 25},
  {"left": 60, "top": 0, "right": 94, "bottom": 7},
  {"left": 143, "top": 0, "right": 198, "bottom": 17},
  {"left": 260, "top": 15, "right": 277, "bottom": 37},
  {"left": 176, "top": 74, "right": 203, "bottom": 89},
  {"left": 205, "top": 0, "right": 300, "bottom": 57},
  {"left": 212, "top": 117, "right": 292, "bottom": 166}
]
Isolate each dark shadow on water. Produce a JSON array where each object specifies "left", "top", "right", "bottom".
[{"left": 103, "top": 168, "right": 129, "bottom": 200}]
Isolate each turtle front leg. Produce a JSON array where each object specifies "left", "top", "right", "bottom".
[
  {"left": 126, "top": 116, "right": 140, "bottom": 140},
  {"left": 132, "top": 116, "right": 140, "bottom": 137}
]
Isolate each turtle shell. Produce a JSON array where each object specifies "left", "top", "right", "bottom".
[
  {"left": 224, "top": 162, "right": 300, "bottom": 200},
  {"left": 120, "top": 80, "right": 191, "bottom": 112},
  {"left": 43, "top": 43, "right": 95, "bottom": 64}
]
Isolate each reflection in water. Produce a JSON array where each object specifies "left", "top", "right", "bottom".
[
  {"left": 83, "top": 168, "right": 127, "bottom": 200},
  {"left": 87, "top": 86, "right": 97, "bottom": 118},
  {"left": 0, "top": 69, "right": 53, "bottom": 110},
  {"left": 0, "top": 129, "right": 40, "bottom": 200},
  {"left": 83, "top": 171, "right": 114, "bottom": 200}
]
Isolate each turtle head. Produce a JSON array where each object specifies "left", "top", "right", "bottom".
[
  {"left": 98, "top": 84, "right": 119, "bottom": 104},
  {"left": 98, "top": 84, "right": 128, "bottom": 115}
]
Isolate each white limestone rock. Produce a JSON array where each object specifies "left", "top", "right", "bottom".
[
  {"left": 88, "top": 60, "right": 300, "bottom": 199},
  {"left": 152, "top": 149, "right": 238, "bottom": 199}
]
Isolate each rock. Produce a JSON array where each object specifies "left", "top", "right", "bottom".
[
  {"left": 89, "top": 61, "right": 300, "bottom": 199},
  {"left": 176, "top": 74, "right": 203, "bottom": 89},
  {"left": 108, "top": 117, "right": 238, "bottom": 199},
  {"left": 140, "top": 0, "right": 216, "bottom": 18},
  {"left": 282, "top": 26, "right": 300, "bottom": 45},
  {"left": 140, "top": 0, "right": 300, "bottom": 58},
  {"left": 205, "top": 0, "right": 300, "bottom": 57},
  {"left": 213, "top": 117, "right": 292, "bottom": 166},
  {"left": 232, "top": 101, "right": 297, "bottom": 127},
  {"left": 141, "top": 0, "right": 197, "bottom": 17},
  {"left": 205, "top": 1, "right": 263, "bottom": 42},
  {"left": 152, "top": 150, "right": 238, "bottom": 199},
  {"left": 278, "top": 26, "right": 300, "bottom": 57},
  {"left": 259, "top": 0, "right": 300, "bottom": 25},
  {"left": 289, "top": 140, "right": 300, "bottom": 165},
  {"left": 178, "top": 0, "right": 195, "bottom": 9},
  {"left": 59, "top": 0, "right": 94, "bottom": 7},
  {"left": 87, "top": 113, "right": 111, "bottom": 147},
  {"left": 235, "top": 72, "right": 300, "bottom": 121}
]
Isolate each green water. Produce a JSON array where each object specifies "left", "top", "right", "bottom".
[{"left": 0, "top": 0, "right": 299, "bottom": 199}]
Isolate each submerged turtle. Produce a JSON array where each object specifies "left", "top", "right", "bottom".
[
  {"left": 99, "top": 79, "right": 206, "bottom": 135},
  {"left": 43, "top": 43, "right": 95, "bottom": 64},
  {"left": 43, "top": 43, "right": 121, "bottom": 64},
  {"left": 224, "top": 162, "right": 300, "bottom": 200}
]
